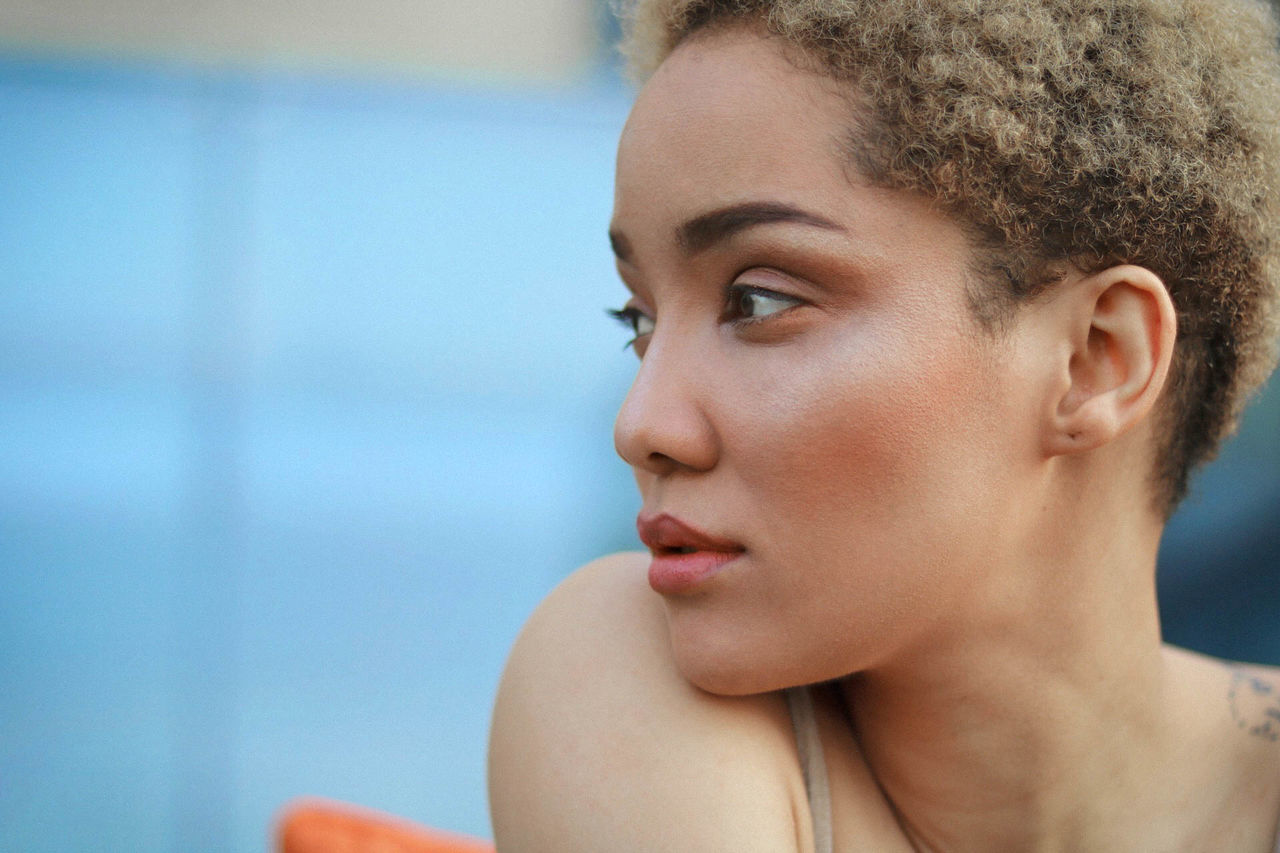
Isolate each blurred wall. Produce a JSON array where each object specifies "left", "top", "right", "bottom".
[
  {"left": 0, "top": 61, "right": 640, "bottom": 849},
  {"left": 1, "top": 4, "right": 621, "bottom": 851},
  {"left": 0, "top": 9, "right": 634, "bottom": 849}
]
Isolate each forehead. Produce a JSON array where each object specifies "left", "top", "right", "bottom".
[
  {"left": 613, "top": 27, "right": 857, "bottom": 227},
  {"left": 610, "top": 26, "right": 978, "bottom": 298}
]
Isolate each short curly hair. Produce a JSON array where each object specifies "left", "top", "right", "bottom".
[{"left": 617, "top": 0, "right": 1280, "bottom": 515}]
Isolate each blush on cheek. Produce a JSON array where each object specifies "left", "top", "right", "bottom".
[{"left": 755, "top": 373, "right": 952, "bottom": 511}]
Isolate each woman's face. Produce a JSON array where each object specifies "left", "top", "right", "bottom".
[{"left": 610, "top": 26, "right": 1048, "bottom": 694}]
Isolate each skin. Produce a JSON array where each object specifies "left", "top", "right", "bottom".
[{"left": 488, "top": 25, "right": 1280, "bottom": 852}]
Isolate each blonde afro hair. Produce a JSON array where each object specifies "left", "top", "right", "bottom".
[{"left": 618, "top": 0, "right": 1280, "bottom": 513}]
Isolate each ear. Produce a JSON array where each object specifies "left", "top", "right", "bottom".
[{"left": 1044, "top": 264, "right": 1176, "bottom": 457}]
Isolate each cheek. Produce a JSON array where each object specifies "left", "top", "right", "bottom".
[
  {"left": 704, "top": 329, "right": 1010, "bottom": 673},
  {"left": 734, "top": 327, "right": 993, "bottom": 524}
]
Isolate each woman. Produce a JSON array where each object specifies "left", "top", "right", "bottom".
[{"left": 489, "top": 0, "right": 1280, "bottom": 849}]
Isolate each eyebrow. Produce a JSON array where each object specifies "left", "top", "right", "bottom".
[
  {"left": 608, "top": 201, "right": 845, "bottom": 263},
  {"left": 608, "top": 229, "right": 633, "bottom": 263}
]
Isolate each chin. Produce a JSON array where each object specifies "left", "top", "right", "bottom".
[
  {"left": 662, "top": 602, "right": 879, "bottom": 696},
  {"left": 665, "top": 618, "right": 799, "bottom": 696},
  {"left": 677, "top": 656, "right": 775, "bottom": 696}
]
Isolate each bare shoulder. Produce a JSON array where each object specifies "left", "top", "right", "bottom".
[
  {"left": 1167, "top": 646, "right": 1280, "bottom": 811},
  {"left": 488, "top": 552, "right": 812, "bottom": 853},
  {"left": 1218, "top": 658, "right": 1280, "bottom": 843},
  {"left": 1167, "top": 646, "right": 1280, "bottom": 745},
  {"left": 1227, "top": 660, "right": 1280, "bottom": 748}
]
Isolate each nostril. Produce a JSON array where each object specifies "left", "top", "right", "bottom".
[{"left": 628, "top": 450, "right": 676, "bottom": 478}]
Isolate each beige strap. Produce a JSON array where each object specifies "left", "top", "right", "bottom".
[{"left": 786, "top": 686, "right": 833, "bottom": 853}]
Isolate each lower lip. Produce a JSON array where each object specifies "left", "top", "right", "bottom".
[{"left": 647, "top": 550, "right": 743, "bottom": 594}]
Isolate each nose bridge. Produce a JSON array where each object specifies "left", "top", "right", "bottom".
[{"left": 613, "top": 323, "right": 718, "bottom": 474}]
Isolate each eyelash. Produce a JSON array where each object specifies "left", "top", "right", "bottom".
[
  {"left": 605, "top": 307, "right": 650, "bottom": 350},
  {"left": 606, "top": 283, "right": 800, "bottom": 349}
]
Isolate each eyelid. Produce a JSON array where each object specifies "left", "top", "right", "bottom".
[{"left": 724, "top": 279, "right": 804, "bottom": 324}]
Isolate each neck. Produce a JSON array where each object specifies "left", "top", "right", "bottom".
[{"left": 841, "top": 480, "right": 1187, "bottom": 851}]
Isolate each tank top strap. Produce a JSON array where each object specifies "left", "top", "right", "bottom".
[{"left": 785, "top": 685, "right": 834, "bottom": 853}]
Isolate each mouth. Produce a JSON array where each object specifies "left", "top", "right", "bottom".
[{"left": 635, "top": 511, "right": 746, "bottom": 559}]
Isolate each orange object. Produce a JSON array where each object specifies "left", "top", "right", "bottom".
[{"left": 276, "top": 798, "right": 495, "bottom": 853}]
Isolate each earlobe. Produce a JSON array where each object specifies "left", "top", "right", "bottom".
[{"left": 1043, "top": 265, "right": 1176, "bottom": 458}]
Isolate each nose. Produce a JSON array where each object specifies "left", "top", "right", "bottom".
[{"left": 613, "top": 332, "right": 719, "bottom": 476}]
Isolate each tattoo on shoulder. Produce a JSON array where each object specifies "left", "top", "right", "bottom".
[{"left": 1228, "top": 670, "right": 1280, "bottom": 743}]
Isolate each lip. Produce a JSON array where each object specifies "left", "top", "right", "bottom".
[{"left": 636, "top": 512, "right": 745, "bottom": 594}]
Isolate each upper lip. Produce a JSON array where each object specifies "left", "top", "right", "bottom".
[{"left": 636, "top": 512, "right": 746, "bottom": 555}]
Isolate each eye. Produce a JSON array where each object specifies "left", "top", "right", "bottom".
[
  {"left": 724, "top": 284, "right": 801, "bottom": 324},
  {"left": 606, "top": 305, "right": 655, "bottom": 349}
]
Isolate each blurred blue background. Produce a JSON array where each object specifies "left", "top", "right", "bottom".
[{"left": 0, "top": 6, "right": 1277, "bottom": 851}]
